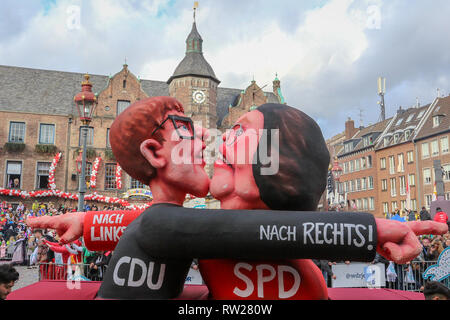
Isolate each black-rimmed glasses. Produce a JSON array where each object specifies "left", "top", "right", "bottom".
[
  {"left": 226, "top": 123, "right": 244, "bottom": 145},
  {"left": 151, "top": 115, "right": 195, "bottom": 140}
]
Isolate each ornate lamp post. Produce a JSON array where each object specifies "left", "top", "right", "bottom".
[{"left": 74, "top": 74, "right": 98, "bottom": 212}]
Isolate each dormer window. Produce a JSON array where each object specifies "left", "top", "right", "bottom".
[
  {"left": 363, "top": 137, "right": 369, "bottom": 147},
  {"left": 417, "top": 110, "right": 426, "bottom": 119},
  {"left": 344, "top": 142, "right": 353, "bottom": 153},
  {"left": 406, "top": 114, "right": 415, "bottom": 123},
  {"left": 433, "top": 115, "right": 441, "bottom": 128},
  {"left": 384, "top": 137, "right": 390, "bottom": 147},
  {"left": 405, "top": 130, "right": 411, "bottom": 140},
  {"left": 393, "top": 134, "right": 400, "bottom": 144}
]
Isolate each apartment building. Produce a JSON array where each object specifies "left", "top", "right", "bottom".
[
  {"left": 413, "top": 95, "right": 450, "bottom": 209},
  {"left": 337, "top": 118, "right": 391, "bottom": 217},
  {"left": 374, "top": 104, "right": 432, "bottom": 215}
]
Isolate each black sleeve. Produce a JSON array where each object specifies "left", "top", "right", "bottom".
[{"left": 136, "top": 206, "right": 377, "bottom": 262}]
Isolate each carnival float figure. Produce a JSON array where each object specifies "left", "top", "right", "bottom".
[{"left": 28, "top": 97, "right": 448, "bottom": 300}]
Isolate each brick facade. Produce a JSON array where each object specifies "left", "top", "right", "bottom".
[
  {"left": 338, "top": 149, "right": 379, "bottom": 216},
  {"left": 375, "top": 142, "right": 418, "bottom": 215},
  {"left": 0, "top": 112, "right": 69, "bottom": 192}
]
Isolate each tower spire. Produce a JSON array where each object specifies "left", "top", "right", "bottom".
[{"left": 193, "top": 2, "right": 198, "bottom": 22}]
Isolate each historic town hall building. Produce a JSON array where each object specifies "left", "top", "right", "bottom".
[{"left": 0, "top": 20, "right": 285, "bottom": 208}]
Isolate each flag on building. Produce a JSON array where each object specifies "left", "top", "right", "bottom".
[
  {"left": 405, "top": 178, "right": 411, "bottom": 211},
  {"left": 432, "top": 182, "right": 438, "bottom": 201}
]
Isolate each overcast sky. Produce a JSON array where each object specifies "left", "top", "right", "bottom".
[{"left": 1, "top": 0, "right": 449, "bottom": 139}]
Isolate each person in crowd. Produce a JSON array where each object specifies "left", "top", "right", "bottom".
[
  {"left": 83, "top": 246, "right": 96, "bottom": 278},
  {"left": 434, "top": 207, "right": 449, "bottom": 224},
  {"left": 88, "top": 251, "right": 111, "bottom": 281},
  {"left": 11, "top": 232, "right": 27, "bottom": 266},
  {"left": 27, "top": 235, "right": 37, "bottom": 267},
  {"left": 31, "top": 201, "right": 39, "bottom": 213},
  {"left": 67, "top": 240, "right": 84, "bottom": 279},
  {"left": 0, "top": 264, "right": 19, "bottom": 300},
  {"left": 420, "top": 207, "right": 432, "bottom": 221},
  {"left": 0, "top": 240, "right": 7, "bottom": 259},
  {"left": 44, "top": 236, "right": 71, "bottom": 280},
  {"left": 391, "top": 262, "right": 405, "bottom": 290},
  {"left": 372, "top": 252, "right": 390, "bottom": 286},
  {"left": 191, "top": 259, "right": 199, "bottom": 271},
  {"left": 408, "top": 209, "right": 416, "bottom": 221},
  {"left": 427, "top": 238, "right": 445, "bottom": 261},
  {"left": 312, "top": 260, "right": 336, "bottom": 287},
  {"left": 444, "top": 235, "right": 450, "bottom": 249},
  {"left": 2, "top": 220, "right": 18, "bottom": 242},
  {"left": 7, "top": 236, "right": 15, "bottom": 247},
  {"left": 16, "top": 202, "right": 24, "bottom": 214},
  {"left": 423, "top": 281, "right": 450, "bottom": 300},
  {"left": 12, "top": 178, "right": 20, "bottom": 189},
  {"left": 34, "top": 229, "right": 55, "bottom": 280}
]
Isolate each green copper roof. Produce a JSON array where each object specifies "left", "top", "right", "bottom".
[{"left": 277, "top": 87, "right": 285, "bottom": 104}]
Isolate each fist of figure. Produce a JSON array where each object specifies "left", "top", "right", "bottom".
[
  {"left": 376, "top": 219, "right": 448, "bottom": 264},
  {"left": 26, "top": 212, "right": 86, "bottom": 244}
]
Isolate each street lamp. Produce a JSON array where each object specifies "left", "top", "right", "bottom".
[
  {"left": 74, "top": 74, "right": 98, "bottom": 212},
  {"left": 331, "top": 158, "right": 343, "bottom": 181},
  {"left": 331, "top": 158, "right": 343, "bottom": 209}
]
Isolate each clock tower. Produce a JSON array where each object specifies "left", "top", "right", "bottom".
[{"left": 167, "top": 18, "right": 220, "bottom": 131}]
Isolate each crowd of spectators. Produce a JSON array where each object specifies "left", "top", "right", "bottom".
[{"left": 0, "top": 200, "right": 122, "bottom": 281}]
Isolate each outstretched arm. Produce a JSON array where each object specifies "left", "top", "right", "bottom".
[
  {"left": 137, "top": 206, "right": 378, "bottom": 262},
  {"left": 27, "top": 210, "right": 143, "bottom": 251},
  {"left": 136, "top": 206, "right": 447, "bottom": 264},
  {"left": 43, "top": 240, "right": 69, "bottom": 254}
]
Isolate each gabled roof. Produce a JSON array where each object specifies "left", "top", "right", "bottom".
[
  {"left": 376, "top": 104, "right": 430, "bottom": 149},
  {"left": 337, "top": 118, "right": 391, "bottom": 157},
  {"left": 414, "top": 95, "right": 450, "bottom": 141},
  {"left": 0, "top": 65, "right": 109, "bottom": 116}
]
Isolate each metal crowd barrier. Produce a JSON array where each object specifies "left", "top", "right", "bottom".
[
  {"left": 37, "top": 263, "right": 108, "bottom": 282},
  {"left": 384, "top": 261, "right": 449, "bottom": 292},
  {"left": 0, "top": 245, "right": 15, "bottom": 260}
]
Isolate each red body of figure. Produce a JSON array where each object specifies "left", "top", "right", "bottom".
[{"left": 199, "top": 259, "right": 327, "bottom": 300}]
